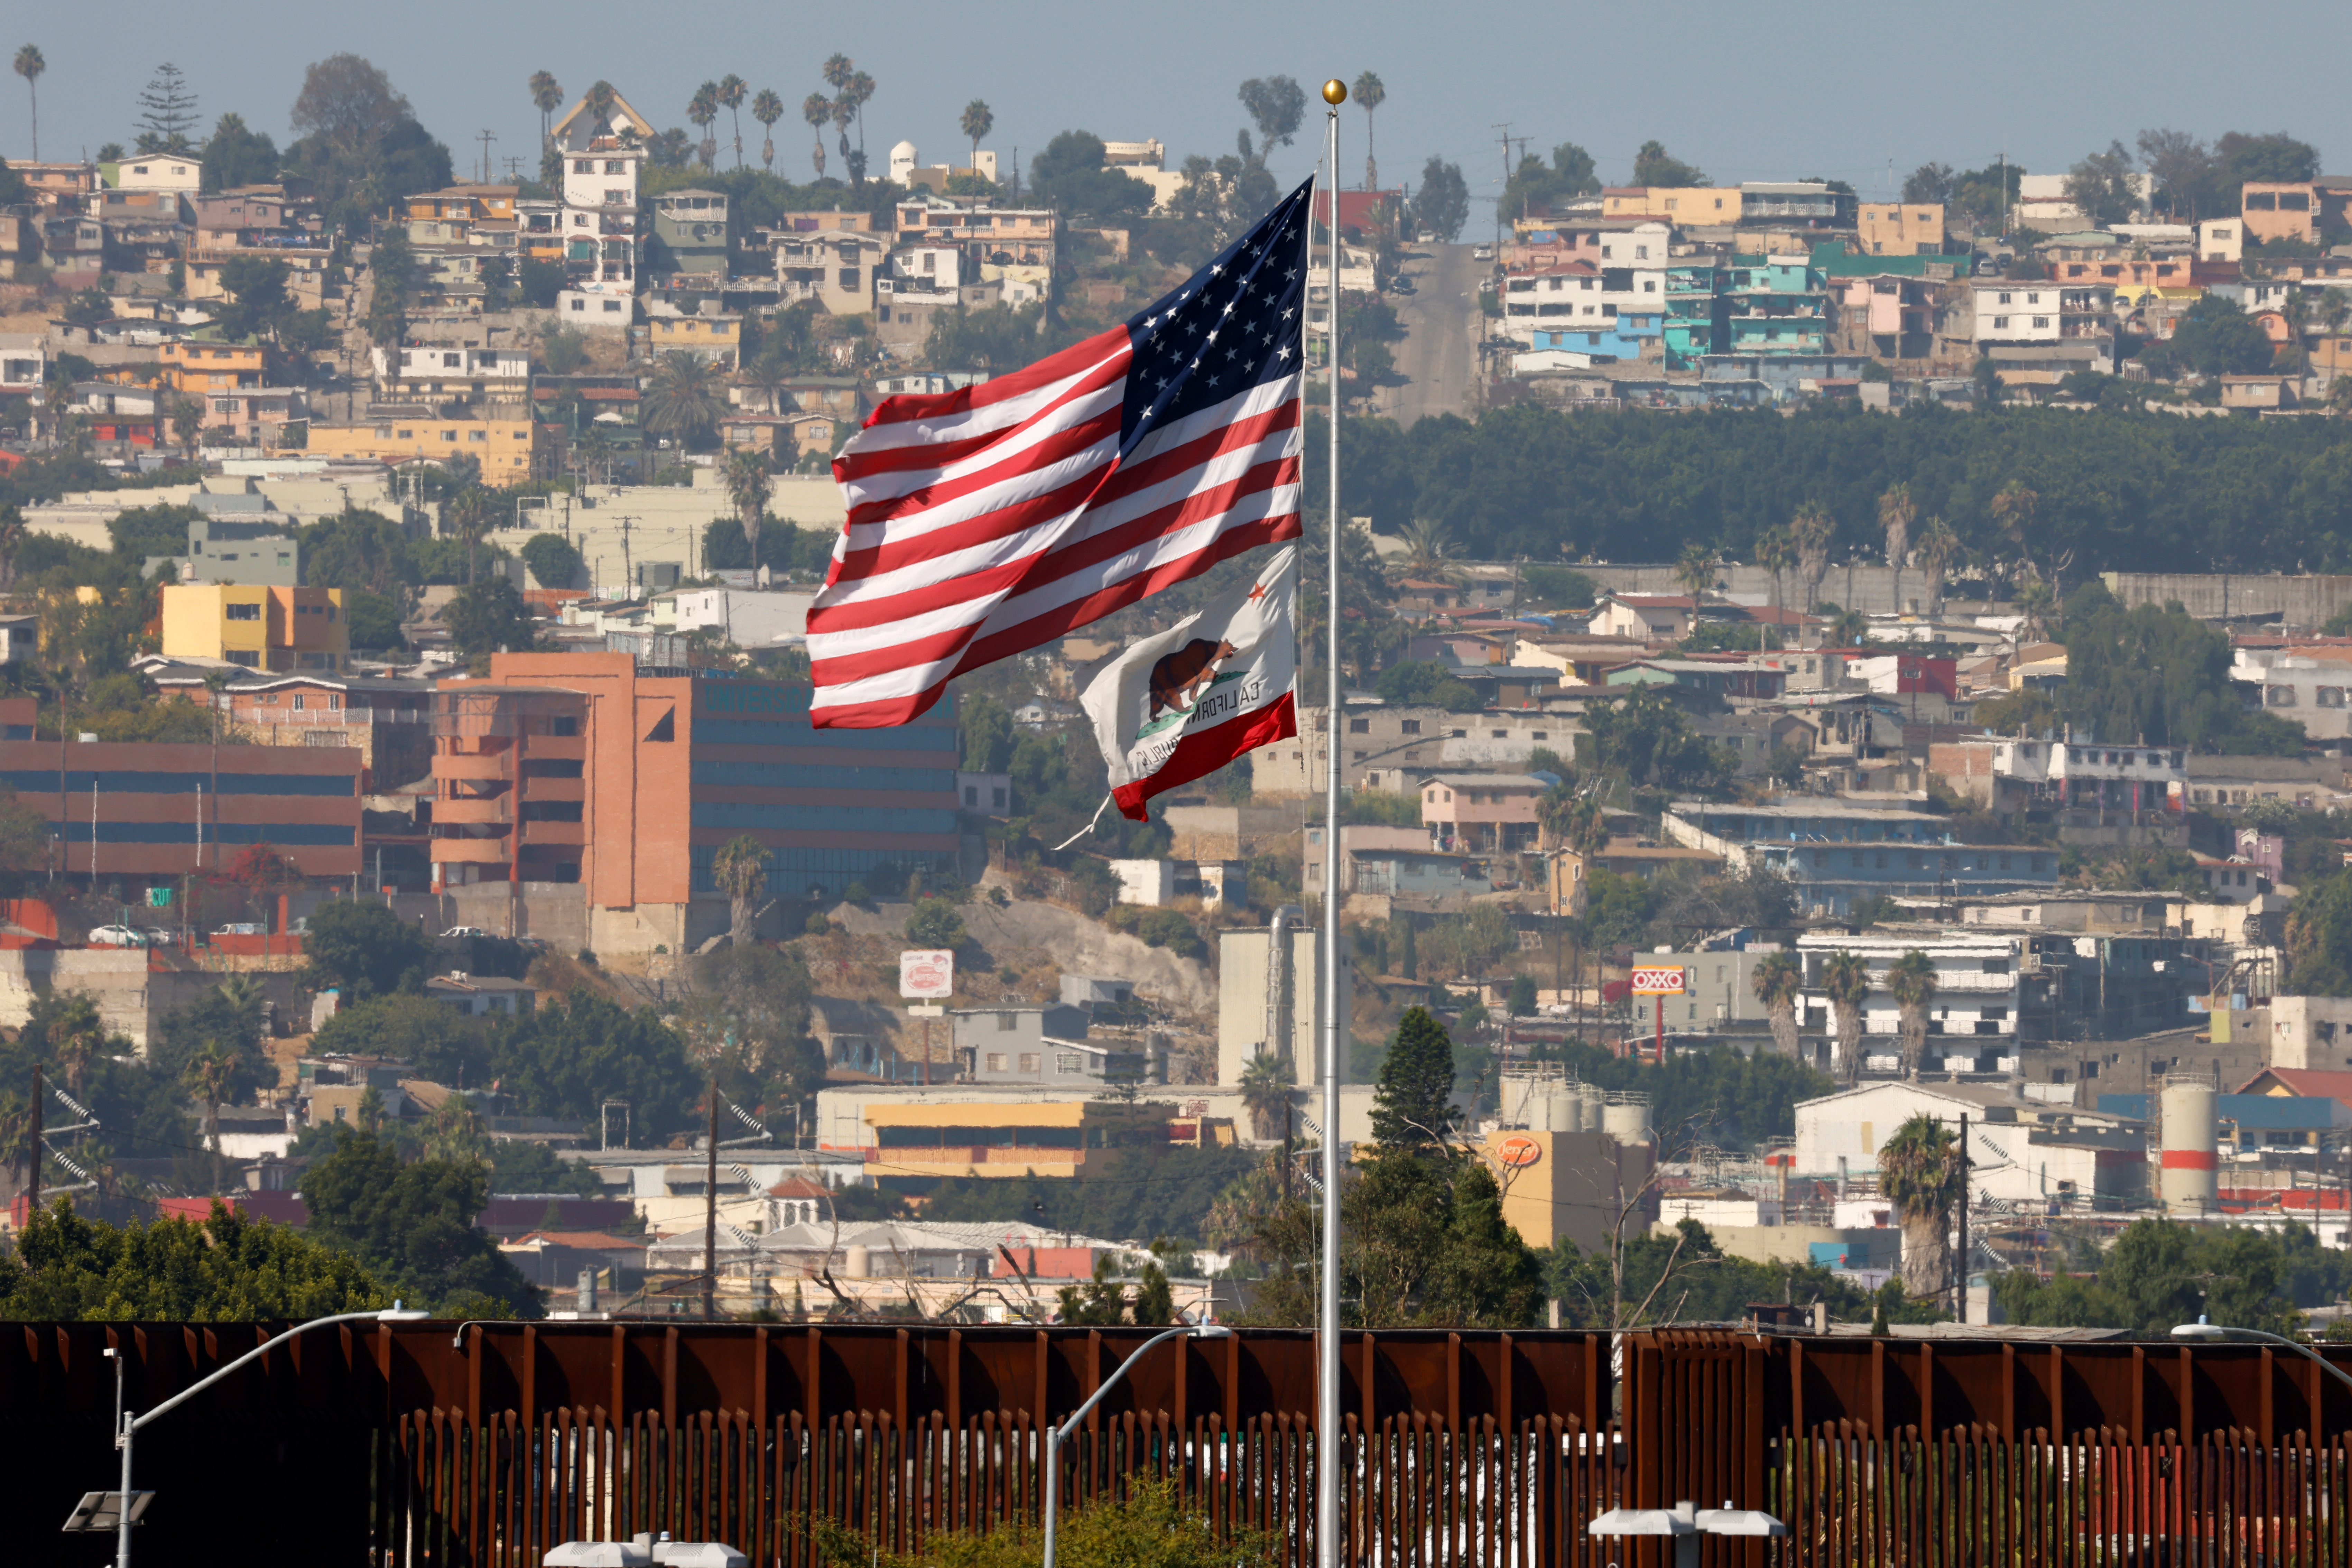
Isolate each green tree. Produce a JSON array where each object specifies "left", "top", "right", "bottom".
[
  {"left": 1632, "top": 140, "right": 1706, "bottom": 186},
  {"left": 679, "top": 942, "right": 823, "bottom": 1123},
  {"left": 1236, "top": 76, "right": 1306, "bottom": 150},
  {"left": 1819, "top": 949, "right": 1871, "bottom": 1083},
  {"left": 2287, "top": 872, "right": 2352, "bottom": 996},
  {"left": 1028, "top": 130, "right": 1154, "bottom": 218},
  {"left": 1751, "top": 951, "right": 1802, "bottom": 1059},
  {"left": 312, "top": 991, "right": 489, "bottom": 1084},
  {"left": 1885, "top": 950, "right": 1938, "bottom": 1077},
  {"left": 285, "top": 54, "right": 453, "bottom": 233},
  {"left": 2062, "top": 141, "right": 2141, "bottom": 226},
  {"left": 442, "top": 578, "right": 539, "bottom": 657},
  {"left": 959, "top": 691, "right": 1013, "bottom": 773},
  {"left": 2062, "top": 581, "right": 2304, "bottom": 754},
  {"left": 12, "top": 45, "right": 42, "bottom": 162},
  {"left": 1371, "top": 1006, "right": 1455, "bottom": 1147},
  {"left": 1237, "top": 1051, "right": 1294, "bottom": 1142},
  {"left": 1498, "top": 143, "right": 1600, "bottom": 223},
  {"left": 1879, "top": 1114, "right": 1962, "bottom": 1302},
  {"left": 300, "top": 1129, "right": 538, "bottom": 1314},
  {"left": 1997, "top": 1217, "right": 2341, "bottom": 1335},
  {"left": 200, "top": 110, "right": 279, "bottom": 192},
  {"left": 519, "top": 531, "right": 582, "bottom": 590},
  {"left": 904, "top": 896, "right": 965, "bottom": 950},
  {"left": 303, "top": 898, "right": 436, "bottom": 999},
  {"left": 1373, "top": 658, "right": 1480, "bottom": 712},
  {"left": 0, "top": 1198, "right": 388, "bottom": 1320},
  {"left": 1412, "top": 157, "right": 1469, "bottom": 242},
  {"left": 710, "top": 834, "right": 769, "bottom": 949},
  {"left": 1581, "top": 685, "right": 1732, "bottom": 792},
  {"left": 641, "top": 351, "right": 725, "bottom": 447},
  {"left": 489, "top": 990, "right": 705, "bottom": 1141}
]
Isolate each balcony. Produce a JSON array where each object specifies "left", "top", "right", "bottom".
[
  {"left": 429, "top": 839, "right": 512, "bottom": 864},
  {"left": 434, "top": 753, "right": 513, "bottom": 781},
  {"left": 521, "top": 776, "right": 585, "bottom": 803},
  {"left": 435, "top": 798, "right": 512, "bottom": 825},
  {"left": 521, "top": 820, "right": 585, "bottom": 846}
]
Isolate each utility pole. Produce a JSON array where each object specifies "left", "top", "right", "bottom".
[
  {"left": 28, "top": 1062, "right": 40, "bottom": 1216},
  {"left": 477, "top": 130, "right": 497, "bottom": 185},
  {"left": 1956, "top": 1112, "right": 1971, "bottom": 1322},
  {"left": 1491, "top": 123, "right": 1514, "bottom": 252},
  {"left": 702, "top": 1087, "right": 720, "bottom": 1320}
]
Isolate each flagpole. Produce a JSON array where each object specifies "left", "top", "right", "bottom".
[{"left": 1315, "top": 74, "right": 1346, "bottom": 1568}]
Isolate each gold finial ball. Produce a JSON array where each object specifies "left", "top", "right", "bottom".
[{"left": 1322, "top": 78, "right": 1348, "bottom": 105}]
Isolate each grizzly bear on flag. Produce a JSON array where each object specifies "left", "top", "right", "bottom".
[{"left": 1147, "top": 639, "right": 1235, "bottom": 718}]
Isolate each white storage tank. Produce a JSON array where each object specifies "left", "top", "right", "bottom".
[
  {"left": 2158, "top": 1073, "right": 2219, "bottom": 1213},
  {"left": 1601, "top": 1090, "right": 1653, "bottom": 1144},
  {"left": 1544, "top": 1091, "right": 1581, "bottom": 1133}
]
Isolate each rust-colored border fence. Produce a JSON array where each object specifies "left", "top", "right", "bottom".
[{"left": 6, "top": 1323, "right": 2350, "bottom": 1568}]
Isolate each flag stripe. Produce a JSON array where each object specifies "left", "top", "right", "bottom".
[
  {"left": 1110, "top": 695, "right": 1298, "bottom": 822},
  {"left": 807, "top": 179, "right": 1315, "bottom": 728}
]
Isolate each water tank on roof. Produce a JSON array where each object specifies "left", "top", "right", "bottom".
[{"left": 1601, "top": 1090, "right": 1653, "bottom": 1144}]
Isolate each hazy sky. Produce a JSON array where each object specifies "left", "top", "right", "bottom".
[{"left": 7, "top": 0, "right": 2346, "bottom": 219}]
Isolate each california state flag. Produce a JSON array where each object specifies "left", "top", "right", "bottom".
[{"left": 1081, "top": 547, "right": 1298, "bottom": 822}]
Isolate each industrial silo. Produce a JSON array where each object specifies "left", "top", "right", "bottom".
[
  {"left": 2158, "top": 1073, "right": 2220, "bottom": 1214},
  {"left": 1601, "top": 1090, "right": 1654, "bottom": 1144}
]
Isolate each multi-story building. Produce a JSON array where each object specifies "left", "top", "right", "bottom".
[
  {"left": 1969, "top": 279, "right": 2062, "bottom": 344},
  {"left": 0, "top": 698, "right": 363, "bottom": 882},
  {"left": 763, "top": 228, "right": 882, "bottom": 315},
  {"left": 1603, "top": 186, "right": 1745, "bottom": 225},
  {"left": 307, "top": 409, "right": 554, "bottom": 482},
  {"left": 148, "top": 665, "right": 437, "bottom": 791},
  {"left": 647, "top": 188, "right": 730, "bottom": 285},
  {"left": 1929, "top": 735, "right": 2186, "bottom": 819},
  {"left": 2231, "top": 648, "right": 2352, "bottom": 741},
  {"left": 1724, "top": 256, "right": 1827, "bottom": 354},
  {"left": 160, "top": 340, "right": 265, "bottom": 395},
  {"left": 1500, "top": 261, "right": 1602, "bottom": 338},
  {"left": 892, "top": 197, "right": 1057, "bottom": 273},
  {"left": 1832, "top": 274, "right": 1934, "bottom": 360},
  {"left": 647, "top": 311, "right": 740, "bottom": 365},
  {"left": 1421, "top": 773, "right": 1547, "bottom": 853},
  {"left": 147, "top": 514, "right": 302, "bottom": 586},
  {"left": 160, "top": 584, "right": 350, "bottom": 673},
  {"left": 2239, "top": 181, "right": 2344, "bottom": 246},
  {"left": 1663, "top": 800, "right": 2061, "bottom": 917},
  {"left": 1856, "top": 203, "right": 1945, "bottom": 256},
  {"left": 546, "top": 88, "right": 652, "bottom": 307},
  {"left": 426, "top": 653, "right": 960, "bottom": 951},
  {"left": 1739, "top": 182, "right": 1843, "bottom": 226},
  {"left": 370, "top": 343, "right": 532, "bottom": 406},
  {"left": 1664, "top": 262, "right": 1726, "bottom": 365},
  {"left": 397, "top": 184, "right": 518, "bottom": 247}
]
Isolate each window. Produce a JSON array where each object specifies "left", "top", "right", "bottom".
[
  {"left": 225, "top": 603, "right": 261, "bottom": 621},
  {"left": 1998, "top": 292, "right": 2013, "bottom": 305},
  {"left": 1992, "top": 316, "right": 2010, "bottom": 330},
  {"left": 1491, "top": 729, "right": 1507, "bottom": 739},
  {"left": 2270, "top": 686, "right": 2299, "bottom": 707},
  {"left": 1533, "top": 731, "right": 1549, "bottom": 741},
  {"left": 1636, "top": 244, "right": 1649, "bottom": 260},
  {"left": 2320, "top": 687, "right": 2347, "bottom": 708},
  {"left": 1017, "top": 1052, "right": 1040, "bottom": 1073},
  {"left": 1401, "top": 720, "right": 1421, "bottom": 735},
  {"left": 995, "top": 1012, "right": 1016, "bottom": 1031},
  {"left": 1348, "top": 718, "right": 1369, "bottom": 734},
  {"left": 1056, "top": 1053, "right": 1086, "bottom": 1074},
  {"left": 2032, "top": 317, "right": 2050, "bottom": 329},
  {"left": 984, "top": 1052, "right": 1007, "bottom": 1073}
]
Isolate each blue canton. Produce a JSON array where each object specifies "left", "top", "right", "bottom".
[{"left": 1119, "top": 179, "right": 1313, "bottom": 453}]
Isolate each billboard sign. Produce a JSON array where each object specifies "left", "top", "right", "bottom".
[
  {"left": 1629, "top": 965, "right": 1686, "bottom": 996},
  {"left": 899, "top": 949, "right": 954, "bottom": 1000}
]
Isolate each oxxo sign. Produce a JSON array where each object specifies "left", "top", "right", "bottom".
[
  {"left": 899, "top": 949, "right": 954, "bottom": 999},
  {"left": 1629, "top": 965, "right": 1686, "bottom": 996}
]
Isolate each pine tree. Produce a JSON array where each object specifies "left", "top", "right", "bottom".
[
  {"left": 1371, "top": 1006, "right": 1455, "bottom": 1147},
  {"left": 133, "top": 62, "right": 199, "bottom": 154}
]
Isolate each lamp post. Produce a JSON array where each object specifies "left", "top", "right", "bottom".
[
  {"left": 1041, "top": 1323, "right": 1232, "bottom": 1568},
  {"left": 1590, "top": 1501, "right": 1787, "bottom": 1568},
  {"left": 105, "top": 1304, "right": 429, "bottom": 1568},
  {"left": 2172, "top": 1318, "right": 2352, "bottom": 1395}
]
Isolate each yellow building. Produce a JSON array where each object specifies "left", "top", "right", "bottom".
[
  {"left": 1475, "top": 1127, "right": 1657, "bottom": 1253},
  {"left": 649, "top": 313, "right": 741, "bottom": 365},
  {"left": 160, "top": 340, "right": 265, "bottom": 393},
  {"left": 1604, "top": 186, "right": 1744, "bottom": 223},
  {"left": 1856, "top": 203, "right": 1946, "bottom": 256},
  {"left": 860, "top": 1100, "right": 1175, "bottom": 1184},
  {"left": 161, "top": 584, "right": 349, "bottom": 672},
  {"left": 307, "top": 411, "right": 554, "bottom": 482}
]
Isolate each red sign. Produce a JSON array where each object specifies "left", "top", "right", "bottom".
[
  {"left": 1630, "top": 965, "right": 1686, "bottom": 996},
  {"left": 1496, "top": 1134, "right": 1543, "bottom": 1168},
  {"left": 899, "top": 949, "right": 954, "bottom": 999}
]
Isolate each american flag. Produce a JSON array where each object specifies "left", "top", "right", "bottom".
[{"left": 806, "top": 179, "right": 1314, "bottom": 728}]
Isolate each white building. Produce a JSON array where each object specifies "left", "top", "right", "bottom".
[
  {"left": 1792, "top": 929, "right": 2028, "bottom": 1050},
  {"left": 547, "top": 86, "right": 654, "bottom": 304},
  {"left": 114, "top": 154, "right": 202, "bottom": 193},
  {"left": 2197, "top": 219, "right": 2243, "bottom": 263},
  {"left": 668, "top": 586, "right": 815, "bottom": 648},
  {"left": 1972, "top": 280, "right": 2062, "bottom": 343},
  {"left": 2231, "top": 649, "right": 2352, "bottom": 741},
  {"left": 0, "top": 334, "right": 47, "bottom": 395},
  {"left": 2265, "top": 996, "right": 2352, "bottom": 1070},
  {"left": 1792, "top": 1080, "right": 2145, "bottom": 1205}
]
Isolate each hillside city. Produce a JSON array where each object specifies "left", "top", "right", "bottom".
[{"left": 5, "top": 50, "right": 2352, "bottom": 1344}]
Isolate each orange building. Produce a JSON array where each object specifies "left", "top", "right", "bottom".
[
  {"left": 160, "top": 340, "right": 265, "bottom": 393},
  {"left": 427, "top": 653, "right": 960, "bottom": 950}
]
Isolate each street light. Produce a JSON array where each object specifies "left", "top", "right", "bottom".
[
  {"left": 2172, "top": 1317, "right": 2352, "bottom": 1396},
  {"left": 98, "top": 1303, "right": 430, "bottom": 1568},
  {"left": 1590, "top": 1500, "right": 1786, "bottom": 1568},
  {"left": 1041, "top": 1323, "right": 1232, "bottom": 1568}
]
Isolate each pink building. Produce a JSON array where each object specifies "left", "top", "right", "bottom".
[{"left": 1421, "top": 773, "right": 1548, "bottom": 853}]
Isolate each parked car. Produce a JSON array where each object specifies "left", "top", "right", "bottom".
[
  {"left": 441, "top": 926, "right": 491, "bottom": 939},
  {"left": 1472, "top": 243, "right": 1494, "bottom": 261},
  {"left": 213, "top": 922, "right": 265, "bottom": 937},
  {"left": 1417, "top": 230, "right": 1435, "bottom": 244},
  {"left": 1391, "top": 276, "right": 1416, "bottom": 295},
  {"left": 87, "top": 925, "right": 150, "bottom": 947}
]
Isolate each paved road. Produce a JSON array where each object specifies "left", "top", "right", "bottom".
[{"left": 1375, "top": 243, "right": 1481, "bottom": 429}]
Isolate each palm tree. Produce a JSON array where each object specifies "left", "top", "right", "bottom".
[
  {"left": 845, "top": 71, "right": 875, "bottom": 182},
  {"left": 710, "top": 834, "right": 768, "bottom": 947},
  {"left": 49, "top": 996, "right": 104, "bottom": 1098},
  {"left": 830, "top": 95, "right": 858, "bottom": 179},
  {"left": 0, "top": 506, "right": 26, "bottom": 591},
  {"left": 1352, "top": 72, "right": 1386, "bottom": 190},
  {"left": 960, "top": 99, "right": 993, "bottom": 176},
  {"left": 820, "top": 54, "right": 856, "bottom": 168},
  {"left": 448, "top": 485, "right": 497, "bottom": 585},
  {"left": 716, "top": 75, "right": 748, "bottom": 167},
  {"left": 688, "top": 82, "right": 720, "bottom": 169},
  {"left": 2014, "top": 578, "right": 2056, "bottom": 643},
  {"left": 0, "top": 1087, "right": 35, "bottom": 1197},
  {"left": 185, "top": 1040, "right": 237, "bottom": 1170},
  {"left": 1751, "top": 951, "right": 1802, "bottom": 1060},
  {"left": 752, "top": 89, "right": 784, "bottom": 171},
  {"left": 1879, "top": 1113, "right": 1963, "bottom": 1304},
  {"left": 584, "top": 80, "right": 616, "bottom": 134},
  {"left": 529, "top": 70, "right": 563, "bottom": 148},
  {"left": 801, "top": 93, "right": 832, "bottom": 179},
  {"left": 1396, "top": 516, "right": 1461, "bottom": 584},
  {"left": 1886, "top": 950, "right": 1938, "bottom": 1078},
  {"left": 1818, "top": 949, "right": 1871, "bottom": 1083},
  {"left": 1915, "top": 516, "right": 1960, "bottom": 614},
  {"left": 1238, "top": 1051, "right": 1293, "bottom": 1143},
  {"left": 641, "top": 352, "right": 724, "bottom": 447},
  {"left": 723, "top": 445, "right": 771, "bottom": 573},
  {"left": 168, "top": 392, "right": 205, "bottom": 461},
  {"left": 1990, "top": 480, "right": 2040, "bottom": 591},
  {"left": 1673, "top": 541, "right": 1720, "bottom": 600},
  {"left": 1790, "top": 501, "right": 1836, "bottom": 611},
  {"left": 12, "top": 45, "right": 41, "bottom": 163},
  {"left": 1755, "top": 524, "right": 1794, "bottom": 624},
  {"left": 1878, "top": 483, "right": 1915, "bottom": 616},
  {"left": 1824, "top": 607, "right": 1869, "bottom": 648}
]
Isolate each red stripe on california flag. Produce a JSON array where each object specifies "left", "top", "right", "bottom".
[{"left": 1110, "top": 695, "right": 1297, "bottom": 821}]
